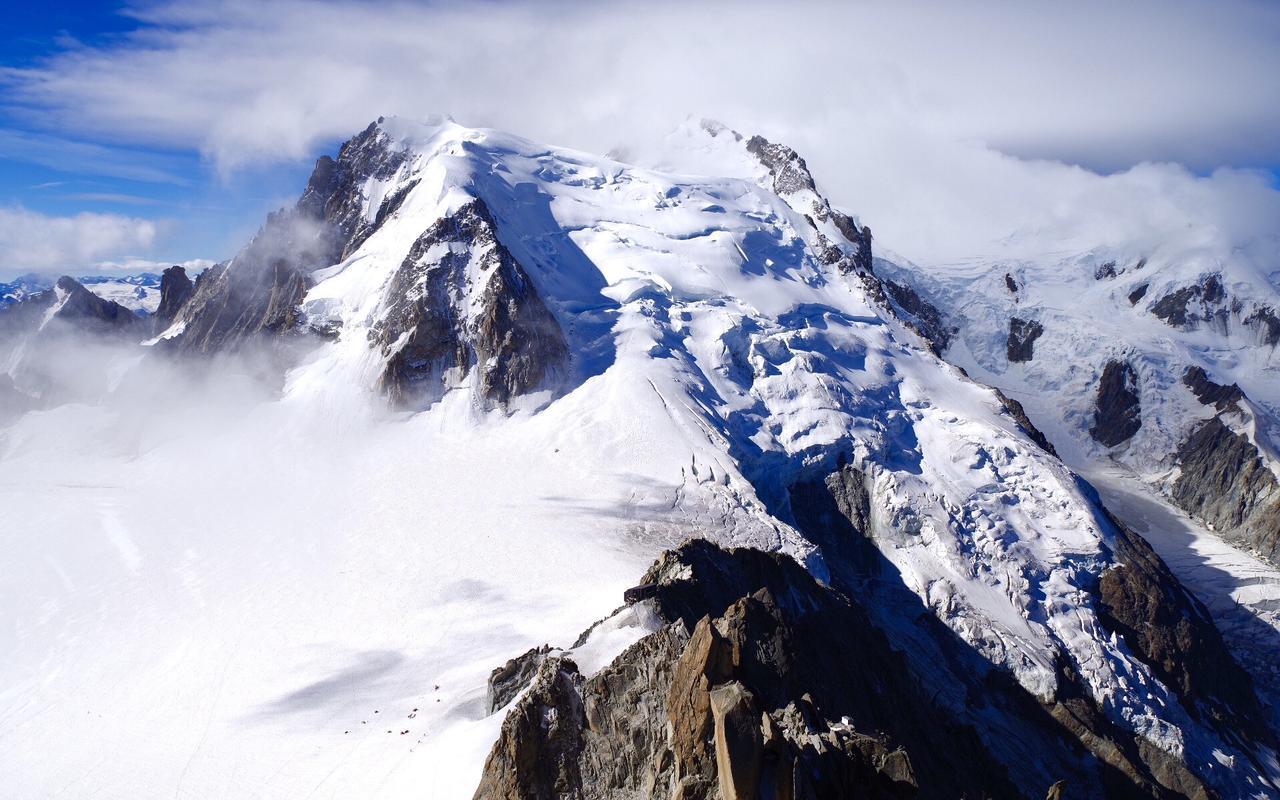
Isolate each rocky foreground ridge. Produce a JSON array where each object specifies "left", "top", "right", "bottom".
[{"left": 475, "top": 525, "right": 1271, "bottom": 799}]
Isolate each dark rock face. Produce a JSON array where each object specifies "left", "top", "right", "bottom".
[
  {"left": 787, "top": 463, "right": 1261, "bottom": 798},
  {"left": 1149, "top": 274, "right": 1228, "bottom": 332},
  {"left": 1096, "top": 513, "right": 1271, "bottom": 741},
  {"left": 296, "top": 120, "right": 410, "bottom": 260},
  {"left": 1245, "top": 306, "right": 1280, "bottom": 346},
  {"left": 1170, "top": 417, "right": 1280, "bottom": 565},
  {"left": 1127, "top": 283, "right": 1149, "bottom": 305},
  {"left": 1007, "top": 317, "right": 1044, "bottom": 363},
  {"left": 745, "top": 135, "right": 818, "bottom": 197},
  {"left": 48, "top": 276, "right": 144, "bottom": 338},
  {"left": 992, "top": 387, "right": 1059, "bottom": 457},
  {"left": 473, "top": 654, "right": 588, "bottom": 800},
  {"left": 475, "top": 540, "right": 1014, "bottom": 799},
  {"left": 851, "top": 222, "right": 874, "bottom": 274},
  {"left": 881, "top": 280, "right": 953, "bottom": 355},
  {"left": 1150, "top": 286, "right": 1198, "bottom": 327},
  {"left": 171, "top": 121, "right": 409, "bottom": 355},
  {"left": 1094, "top": 261, "right": 1118, "bottom": 280},
  {"left": 1090, "top": 360, "right": 1141, "bottom": 446},
  {"left": 371, "top": 198, "right": 569, "bottom": 409},
  {"left": 475, "top": 524, "right": 1267, "bottom": 798},
  {"left": 171, "top": 244, "right": 310, "bottom": 355},
  {"left": 1181, "top": 366, "right": 1244, "bottom": 411},
  {"left": 1005, "top": 273, "right": 1018, "bottom": 293},
  {"left": 154, "top": 266, "right": 194, "bottom": 333},
  {"left": 486, "top": 644, "right": 552, "bottom": 714}
]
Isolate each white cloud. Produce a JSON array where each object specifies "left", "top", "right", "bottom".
[
  {"left": 3, "top": 0, "right": 1275, "bottom": 171},
  {"left": 90, "top": 256, "right": 215, "bottom": 274},
  {"left": 1, "top": 0, "right": 1277, "bottom": 265},
  {"left": 0, "top": 207, "right": 160, "bottom": 274}
]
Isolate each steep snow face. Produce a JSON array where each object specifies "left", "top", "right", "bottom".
[
  {"left": 885, "top": 243, "right": 1280, "bottom": 477},
  {"left": 880, "top": 232, "right": 1280, "bottom": 734},
  {"left": 2, "top": 118, "right": 1274, "bottom": 798}
]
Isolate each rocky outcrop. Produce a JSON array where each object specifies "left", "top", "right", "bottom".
[
  {"left": 1090, "top": 360, "right": 1141, "bottom": 447},
  {"left": 993, "top": 387, "right": 1059, "bottom": 457},
  {"left": 1007, "top": 317, "right": 1044, "bottom": 363},
  {"left": 745, "top": 135, "right": 819, "bottom": 198},
  {"left": 46, "top": 276, "right": 144, "bottom": 338},
  {"left": 474, "top": 518, "right": 1272, "bottom": 798},
  {"left": 1144, "top": 274, "right": 1278, "bottom": 348},
  {"left": 1094, "top": 261, "right": 1118, "bottom": 280},
  {"left": 153, "top": 266, "right": 194, "bottom": 334},
  {"left": 1181, "top": 366, "right": 1244, "bottom": 411},
  {"left": 474, "top": 540, "right": 1014, "bottom": 799},
  {"left": 1127, "top": 284, "right": 1149, "bottom": 305},
  {"left": 169, "top": 121, "right": 410, "bottom": 355},
  {"left": 785, "top": 462, "right": 1273, "bottom": 798},
  {"left": 295, "top": 120, "right": 410, "bottom": 260},
  {"left": 1096, "top": 511, "right": 1271, "bottom": 741},
  {"left": 1245, "top": 306, "right": 1280, "bottom": 346},
  {"left": 473, "top": 653, "right": 588, "bottom": 800},
  {"left": 485, "top": 644, "right": 553, "bottom": 714},
  {"left": 371, "top": 198, "right": 569, "bottom": 409},
  {"left": 170, "top": 244, "right": 309, "bottom": 355},
  {"left": 1005, "top": 273, "right": 1019, "bottom": 294},
  {"left": 881, "top": 280, "right": 953, "bottom": 355},
  {"left": 1149, "top": 275, "right": 1227, "bottom": 332},
  {"left": 1170, "top": 417, "right": 1280, "bottom": 565}
]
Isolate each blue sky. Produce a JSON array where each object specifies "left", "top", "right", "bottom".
[
  {"left": 0, "top": 0, "right": 1277, "bottom": 278},
  {"left": 0, "top": 2, "right": 337, "bottom": 276}
]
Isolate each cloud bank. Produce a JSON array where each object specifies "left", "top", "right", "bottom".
[
  {"left": 0, "top": 207, "right": 160, "bottom": 273},
  {"left": 1, "top": 0, "right": 1277, "bottom": 266}
]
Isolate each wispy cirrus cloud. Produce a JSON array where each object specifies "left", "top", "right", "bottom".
[{"left": 0, "top": 129, "right": 189, "bottom": 185}]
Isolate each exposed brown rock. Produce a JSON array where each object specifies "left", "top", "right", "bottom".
[
  {"left": 154, "top": 265, "right": 194, "bottom": 333},
  {"left": 1170, "top": 417, "right": 1280, "bottom": 565},
  {"left": 372, "top": 198, "right": 569, "bottom": 409},
  {"left": 1007, "top": 317, "right": 1044, "bottom": 363},
  {"left": 1090, "top": 360, "right": 1141, "bottom": 447}
]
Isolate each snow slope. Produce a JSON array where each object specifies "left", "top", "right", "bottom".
[
  {"left": 2, "top": 118, "right": 1275, "bottom": 797},
  {"left": 877, "top": 211, "right": 1280, "bottom": 742},
  {"left": 79, "top": 273, "right": 163, "bottom": 315}
]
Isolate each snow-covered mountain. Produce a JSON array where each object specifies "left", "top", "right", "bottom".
[
  {"left": 0, "top": 271, "right": 167, "bottom": 314},
  {"left": 879, "top": 224, "right": 1280, "bottom": 726},
  {"left": 3, "top": 117, "right": 1278, "bottom": 799}
]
